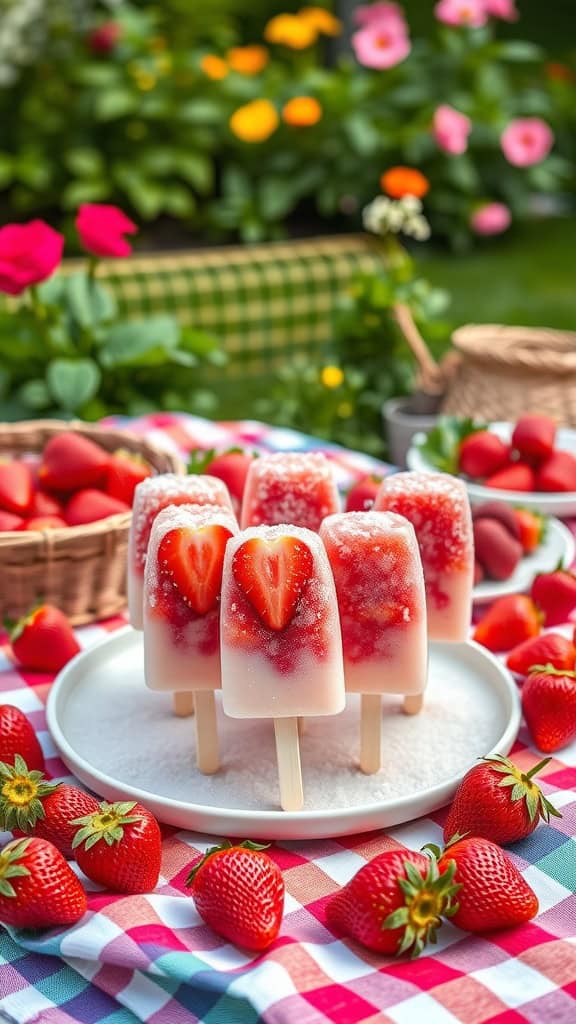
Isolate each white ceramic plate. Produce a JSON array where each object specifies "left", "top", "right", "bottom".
[
  {"left": 407, "top": 421, "right": 576, "bottom": 517},
  {"left": 47, "top": 628, "right": 520, "bottom": 840},
  {"left": 474, "top": 517, "right": 575, "bottom": 604}
]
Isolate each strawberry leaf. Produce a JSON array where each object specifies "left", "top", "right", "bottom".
[{"left": 416, "top": 416, "right": 485, "bottom": 474}]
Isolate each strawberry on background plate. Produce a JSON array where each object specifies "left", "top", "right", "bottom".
[
  {"left": 473, "top": 518, "right": 522, "bottom": 581},
  {"left": 106, "top": 449, "right": 152, "bottom": 505},
  {"left": 232, "top": 535, "right": 314, "bottom": 631},
  {"left": 473, "top": 594, "right": 541, "bottom": 653},
  {"left": 71, "top": 800, "right": 161, "bottom": 893},
  {"left": 472, "top": 501, "right": 520, "bottom": 539},
  {"left": 64, "top": 488, "right": 130, "bottom": 526},
  {"left": 189, "top": 448, "right": 255, "bottom": 516},
  {"left": 186, "top": 840, "right": 284, "bottom": 951},
  {"left": 535, "top": 450, "right": 576, "bottom": 493},
  {"left": 0, "top": 836, "right": 87, "bottom": 929},
  {"left": 0, "top": 705, "right": 45, "bottom": 772},
  {"left": 8, "top": 604, "right": 80, "bottom": 673},
  {"left": 513, "top": 508, "right": 546, "bottom": 554},
  {"left": 512, "top": 415, "right": 556, "bottom": 465},
  {"left": 506, "top": 632, "right": 575, "bottom": 676},
  {"left": 531, "top": 567, "right": 576, "bottom": 626},
  {"left": 345, "top": 475, "right": 383, "bottom": 512},
  {"left": 0, "top": 460, "right": 33, "bottom": 515},
  {"left": 484, "top": 463, "right": 536, "bottom": 492},
  {"left": 39, "top": 432, "right": 110, "bottom": 492},
  {"left": 522, "top": 666, "right": 576, "bottom": 753},
  {"left": 458, "top": 431, "right": 509, "bottom": 479}
]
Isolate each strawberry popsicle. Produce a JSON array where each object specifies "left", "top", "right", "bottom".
[
  {"left": 374, "top": 472, "right": 474, "bottom": 642},
  {"left": 240, "top": 452, "right": 340, "bottom": 532}
]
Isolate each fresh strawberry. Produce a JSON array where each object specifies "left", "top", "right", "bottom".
[
  {"left": 8, "top": 604, "right": 80, "bottom": 673},
  {"left": 443, "top": 753, "right": 560, "bottom": 847},
  {"left": 484, "top": 463, "right": 536, "bottom": 492},
  {"left": 506, "top": 632, "right": 575, "bottom": 676},
  {"left": 325, "top": 847, "right": 460, "bottom": 956},
  {"left": 0, "top": 510, "right": 24, "bottom": 531},
  {"left": 71, "top": 800, "right": 161, "bottom": 893},
  {"left": 531, "top": 567, "right": 576, "bottom": 626},
  {"left": 157, "top": 524, "right": 231, "bottom": 615},
  {"left": 106, "top": 449, "right": 152, "bottom": 505},
  {"left": 64, "top": 489, "right": 130, "bottom": 526},
  {"left": 0, "top": 836, "right": 87, "bottom": 928},
  {"left": 0, "top": 756, "right": 100, "bottom": 858},
  {"left": 473, "top": 518, "right": 522, "bottom": 581},
  {"left": 535, "top": 450, "right": 576, "bottom": 493},
  {"left": 203, "top": 450, "right": 254, "bottom": 516},
  {"left": 232, "top": 536, "right": 314, "bottom": 631},
  {"left": 0, "top": 705, "right": 45, "bottom": 772},
  {"left": 522, "top": 666, "right": 576, "bottom": 752},
  {"left": 512, "top": 414, "right": 556, "bottom": 465},
  {"left": 472, "top": 501, "right": 520, "bottom": 539},
  {"left": 186, "top": 840, "right": 284, "bottom": 951},
  {"left": 39, "top": 432, "right": 110, "bottom": 492},
  {"left": 473, "top": 594, "right": 541, "bottom": 652},
  {"left": 28, "top": 490, "right": 64, "bottom": 519},
  {"left": 0, "top": 460, "right": 33, "bottom": 515},
  {"left": 22, "top": 516, "right": 68, "bottom": 531},
  {"left": 458, "top": 432, "right": 509, "bottom": 479},
  {"left": 513, "top": 508, "right": 546, "bottom": 553},
  {"left": 345, "top": 475, "right": 383, "bottom": 512},
  {"left": 435, "top": 836, "right": 538, "bottom": 932}
]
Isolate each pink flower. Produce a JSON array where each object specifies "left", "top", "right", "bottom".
[
  {"left": 484, "top": 0, "right": 519, "bottom": 20},
  {"left": 470, "top": 202, "right": 512, "bottom": 235},
  {"left": 0, "top": 220, "right": 64, "bottom": 296},
  {"left": 434, "top": 0, "right": 487, "bottom": 28},
  {"left": 354, "top": 2, "right": 407, "bottom": 32},
  {"left": 352, "top": 20, "right": 410, "bottom": 69},
  {"left": 501, "top": 118, "right": 554, "bottom": 167},
  {"left": 87, "top": 21, "right": 122, "bottom": 54},
  {"left": 76, "top": 204, "right": 138, "bottom": 259},
  {"left": 433, "top": 105, "right": 472, "bottom": 155}
]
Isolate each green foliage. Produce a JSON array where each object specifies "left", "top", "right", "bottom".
[{"left": 417, "top": 416, "right": 484, "bottom": 473}]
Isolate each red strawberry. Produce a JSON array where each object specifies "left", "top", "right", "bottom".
[
  {"left": 64, "top": 489, "right": 130, "bottom": 526},
  {"left": 186, "top": 840, "right": 284, "bottom": 951},
  {"left": 484, "top": 463, "right": 536, "bottom": 492},
  {"left": 535, "top": 450, "right": 576, "bottom": 493},
  {"left": 0, "top": 511, "right": 24, "bottom": 531},
  {"left": 23, "top": 515, "right": 68, "bottom": 531},
  {"left": 435, "top": 836, "right": 538, "bottom": 932},
  {"left": 458, "top": 432, "right": 509, "bottom": 479},
  {"left": 0, "top": 755, "right": 100, "bottom": 858},
  {"left": 512, "top": 415, "right": 556, "bottom": 464},
  {"left": 473, "top": 518, "right": 522, "bottom": 581},
  {"left": 443, "top": 753, "right": 560, "bottom": 847},
  {"left": 39, "top": 432, "right": 110, "bottom": 492},
  {"left": 531, "top": 567, "right": 576, "bottom": 626},
  {"left": 28, "top": 490, "right": 64, "bottom": 519},
  {"left": 157, "top": 524, "right": 232, "bottom": 615},
  {"left": 203, "top": 450, "right": 254, "bottom": 516},
  {"left": 506, "top": 632, "right": 575, "bottom": 676},
  {"left": 474, "top": 560, "right": 484, "bottom": 585},
  {"left": 0, "top": 705, "right": 45, "bottom": 772},
  {"left": 473, "top": 594, "right": 541, "bottom": 652},
  {"left": 0, "top": 460, "right": 33, "bottom": 515},
  {"left": 0, "top": 836, "right": 87, "bottom": 928},
  {"left": 522, "top": 666, "right": 576, "bottom": 752},
  {"left": 326, "top": 847, "right": 460, "bottom": 956},
  {"left": 232, "top": 536, "right": 314, "bottom": 631},
  {"left": 8, "top": 604, "right": 80, "bottom": 673},
  {"left": 106, "top": 449, "right": 152, "bottom": 505},
  {"left": 472, "top": 501, "right": 520, "bottom": 539},
  {"left": 345, "top": 475, "right": 383, "bottom": 512},
  {"left": 71, "top": 800, "right": 161, "bottom": 893},
  {"left": 513, "top": 508, "right": 546, "bottom": 554}
]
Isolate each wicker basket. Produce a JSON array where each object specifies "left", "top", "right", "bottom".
[{"left": 0, "top": 420, "right": 183, "bottom": 625}]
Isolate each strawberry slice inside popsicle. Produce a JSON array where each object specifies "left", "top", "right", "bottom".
[
  {"left": 232, "top": 536, "right": 313, "bottom": 632},
  {"left": 158, "top": 524, "right": 231, "bottom": 615}
]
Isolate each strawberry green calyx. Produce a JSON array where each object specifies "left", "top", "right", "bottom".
[
  {"left": 71, "top": 801, "right": 142, "bottom": 851},
  {"left": 185, "top": 839, "right": 270, "bottom": 886},
  {"left": 383, "top": 856, "right": 461, "bottom": 959},
  {"left": 0, "top": 837, "right": 32, "bottom": 898},
  {"left": 0, "top": 755, "right": 57, "bottom": 831},
  {"left": 485, "top": 752, "right": 562, "bottom": 823},
  {"left": 7, "top": 605, "right": 43, "bottom": 644}
]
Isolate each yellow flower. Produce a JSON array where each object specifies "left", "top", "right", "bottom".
[
  {"left": 337, "top": 401, "right": 353, "bottom": 418},
  {"left": 283, "top": 96, "right": 322, "bottom": 127},
  {"left": 264, "top": 13, "right": 318, "bottom": 49},
  {"left": 321, "top": 365, "right": 344, "bottom": 388},
  {"left": 136, "top": 72, "right": 157, "bottom": 91},
  {"left": 154, "top": 53, "right": 173, "bottom": 75},
  {"left": 149, "top": 35, "right": 167, "bottom": 52},
  {"left": 200, "top": 54, "right": 228, "bottom": 81},
  {"left": 227, "top": 45, "right": 269, "bottom": 75},
  {"left": 299, "top": 6, "right": 342, "bottom": 36},
  {"left": 229, "top": 99, "right": 279, "bottom": 143}
]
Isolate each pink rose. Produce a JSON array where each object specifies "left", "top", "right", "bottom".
[
  {"left": 484, "top": 0, "right": 518, "bottom": 20},
  {"left": 88, "top": 21, "right": 122, "bottom": 54},
  {"left": 76, "top": 204, "right": 138, "bottom": 259},
  {"left": 354, "top": 2, "right": 407, "bottom": 33},
  {"left": 352, "top": 20, "right": 410, "bottom": 69},
  {"left": 470, "top": 202, "right": 512, "bottom": 235},
  {"left": 501, "top": 118, "right": 554, "bottom": 167},
  {"left": 0, "top": 220, "right": 64, "bottom": 296},
  {"left": 433, "top": 105, "right": 472, "bottom": 155},
  {"left": 434, "top": 0, "right": 487, "bottom": 28}
]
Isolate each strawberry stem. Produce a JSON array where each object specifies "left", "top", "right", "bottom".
[
  {"left": 382, "top": 854, "right": 461, "bottom": 959},
  {"left": 185, "top": 839, "right": 270, "bottom": 886},
  {"left": 0, "top": 756, "right": 58, "bottom": 832}
]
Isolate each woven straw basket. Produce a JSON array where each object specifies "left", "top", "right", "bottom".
[{"left": 0, "top": 420, "right": 183, "bottom": 625}]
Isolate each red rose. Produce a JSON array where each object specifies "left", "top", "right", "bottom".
[
  {"left": 0, "top": 220, "right": 65, "bottom": 296},
  {"left": 88, "top": 21, "right": 122, "bottom": 54},
  {"left": 76, "top": 204, "right": 138, "bottom": 259}
]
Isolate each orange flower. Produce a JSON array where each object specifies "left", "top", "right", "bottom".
[
  {"left": 380, "top": 166, "right": 430, "bottom": 200},
  {"left": 200, "top": 54, "right": 228, "bottom": 81},
  {"left": 299, "top": 6, "right": 342, "bottom": 36},
  {"left": 227, "top": 45, "right": 269, "bottom": 75},
  {"left": 264, "top": 13, "right": 318, "bottom": 49},
  {"left": 282, "top": 96, "right": 322, "bottom": 127},
  {"left": 229, "top": 99, "right": 279, "bottom": 143}
]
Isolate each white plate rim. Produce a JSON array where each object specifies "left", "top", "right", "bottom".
[{"left": 473, "top": 517, "right": 576, "bottom": 604}]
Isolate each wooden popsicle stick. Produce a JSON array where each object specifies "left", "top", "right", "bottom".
[
  {"left": 297, "top": 716, "right": 307, "bottom": 736},
  {"left": 403, "top": 693, "right": 424, "bottom": 715},
  {"left": 274, "top": 717, "right": 304, "bottom": 811},
  {"left": 173, "top": 691, "right": 195, "bottom": 717},
  {"left": 194, "top": 691, "right": 219, "bottom": 775},
  {"left": 360, "top": 693, "right": 382, "bottom": 774}
]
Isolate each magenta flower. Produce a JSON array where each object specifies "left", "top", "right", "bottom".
[
  {"left": 484, "top": 0, "right": 519, "bottom": 20},
  {"left": 433, "top": 105, "right": 472, "bottom": 155},
  {"left": 470, "top": 203, "right": 512, "bottom": 235},
  {"left": 352, "top": 19, "right": 410, "bottom": 69},
  {"left": 0, "top": 220, "right": 64, "bottom": 296},
  {"left": 354, "top": 2, "right": 407, "bottom": 32},
  {"left": 501, "top": 118, "right": 554, "bottom": 167},
  {"left": 76, "top": 204, "right": 138, "bottom": 258},
  {"left": 434, "top": 0, "right": 487, "bottom": 28}
]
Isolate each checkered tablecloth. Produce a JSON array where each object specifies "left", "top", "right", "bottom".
[{"left": 1, "top": 414, "right": 575, "bottom": 1024}]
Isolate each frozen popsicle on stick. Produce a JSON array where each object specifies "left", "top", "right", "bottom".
[
  {"left": 375, "top": 472, "right": 474, "bottom": 642},
  {"left": 220, "top": 524, "right": 345, "bottom": 810},
  {"left": 144, "top": 503, "right": 238, "bottom": 773},
  {"left": 320, "top": 511, "right": 428, "bottom": 773},
  {"left": 240, "top": 452, "right": 340, "bottom": 532}
]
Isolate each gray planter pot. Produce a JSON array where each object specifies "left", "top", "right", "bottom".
[{"left": 382, "top": 395, "right": 440, "bottom": 468}]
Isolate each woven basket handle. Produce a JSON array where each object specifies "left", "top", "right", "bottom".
[{"left": 393, "top": 302, "right": 445, "bottom": 395}]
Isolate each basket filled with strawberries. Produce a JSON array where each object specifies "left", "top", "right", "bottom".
[{"left": 0, "top": 420, "right": 183, "bottom": 625}]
